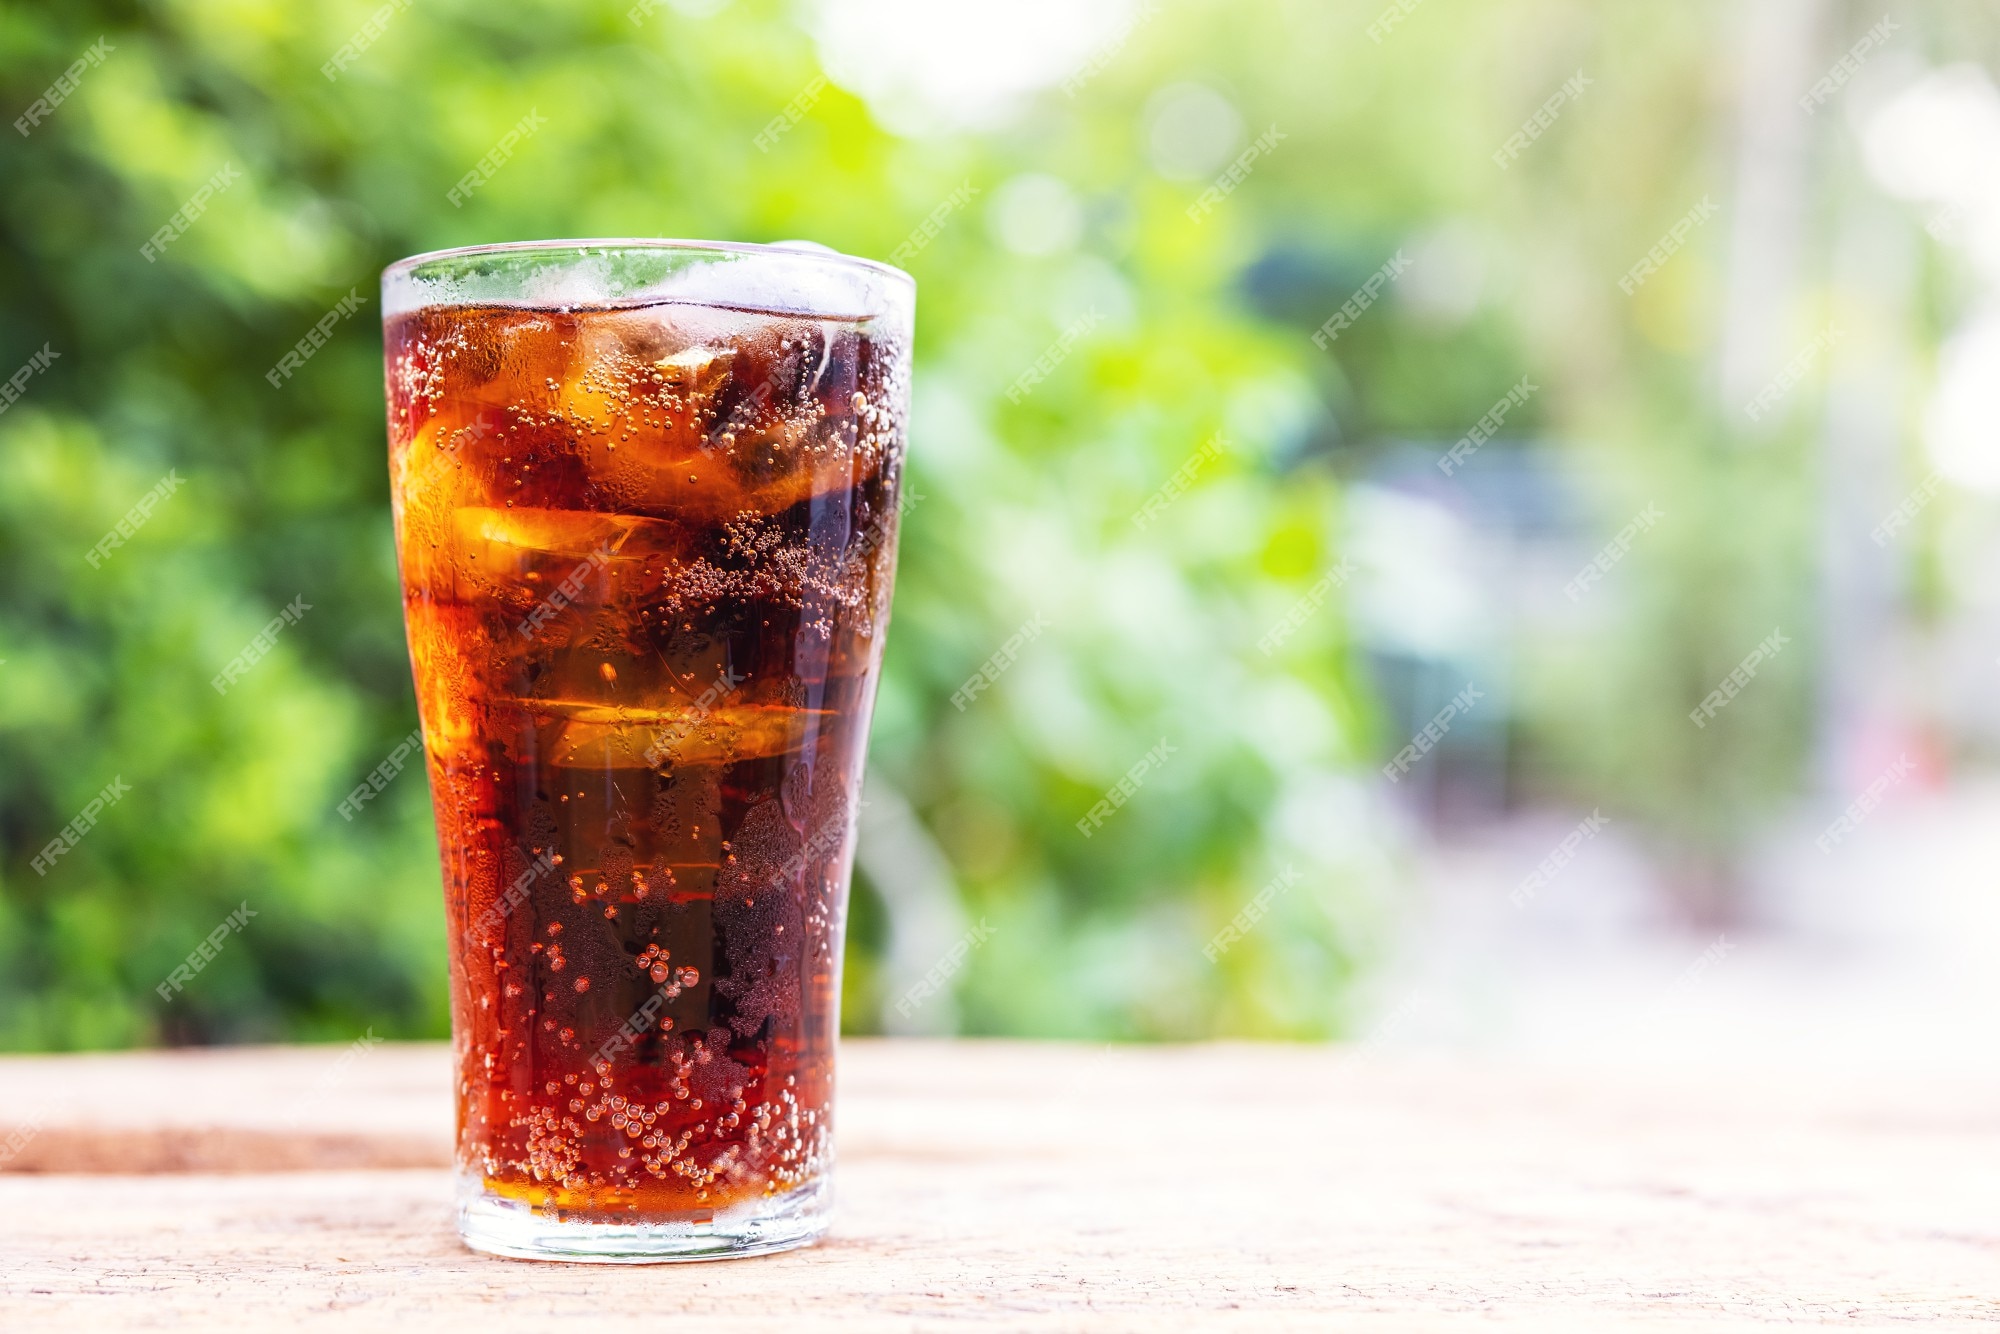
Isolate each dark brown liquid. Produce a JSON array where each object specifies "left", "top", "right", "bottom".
[{"left": 384, "top": 298, "right": 905, "bottom": 1219}]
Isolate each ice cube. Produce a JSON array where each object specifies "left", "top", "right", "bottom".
[
  {"left": 400, "top": 601, "right": 485, "bottom": 757},
  {"left": 537, "top": 702, "right": 827, "bottom": 770},
  {"left": 427, "top": 310, "right": 575, "bottom": 417},
  {"left": 395, "top": 418, "right": 498, "bottom": 600},
  {"left": 655, "top": 345, "right": 736, "bottom": 397},
  {"left": 570, "top": 344, "right": 736, "bottom": 505},
  {"left": 450, "top": 506, "right": 689, "bottom": 607}
]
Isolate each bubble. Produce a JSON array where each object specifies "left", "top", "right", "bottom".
[
  {"left": 987, "top": 173, "right": 1084, "bottom": 257},
  {"left": 1143, "top": 82, "right": 1245, "bottom": 181}
]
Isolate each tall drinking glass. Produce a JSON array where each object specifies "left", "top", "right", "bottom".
[{"left": 380, "top": 240, "right": 914, "bottom": 1261}]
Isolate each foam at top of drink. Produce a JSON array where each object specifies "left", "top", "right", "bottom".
[{"left": 383, "top": 242, "right": 913, "bottom": 329}]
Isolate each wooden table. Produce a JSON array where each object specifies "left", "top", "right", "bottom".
[{"left": 1, "top": 1041, "right": 1995, "bottom": 1329}]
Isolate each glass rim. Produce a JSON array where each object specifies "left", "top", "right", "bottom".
[{"left": 382, "top": 236, "right": 914, "bottom": 291}]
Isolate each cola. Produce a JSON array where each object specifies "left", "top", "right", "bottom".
[{"left": 381, "top": 243, "right": 911, "bottom": 1259}]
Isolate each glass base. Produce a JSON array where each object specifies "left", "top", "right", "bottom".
[{"left": 455, "top": 1173, "right": 832, "bottom": 1263}]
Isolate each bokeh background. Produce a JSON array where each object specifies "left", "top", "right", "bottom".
[{"left": 3, "top": 0, "right": 1997, "bottom": 1064}]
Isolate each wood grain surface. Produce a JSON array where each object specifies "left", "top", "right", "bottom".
[{"left": 1, "top": 1040, "right": 1996, "bottom": 1330}]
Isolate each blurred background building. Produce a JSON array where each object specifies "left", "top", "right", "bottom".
[{"left": 2, "top": 0, "right": 1998, "bottom": 1069}]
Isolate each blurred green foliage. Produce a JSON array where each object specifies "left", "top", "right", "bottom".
[{"left": 0, "top": 0, "right": 1824, "bottom": 1048}]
